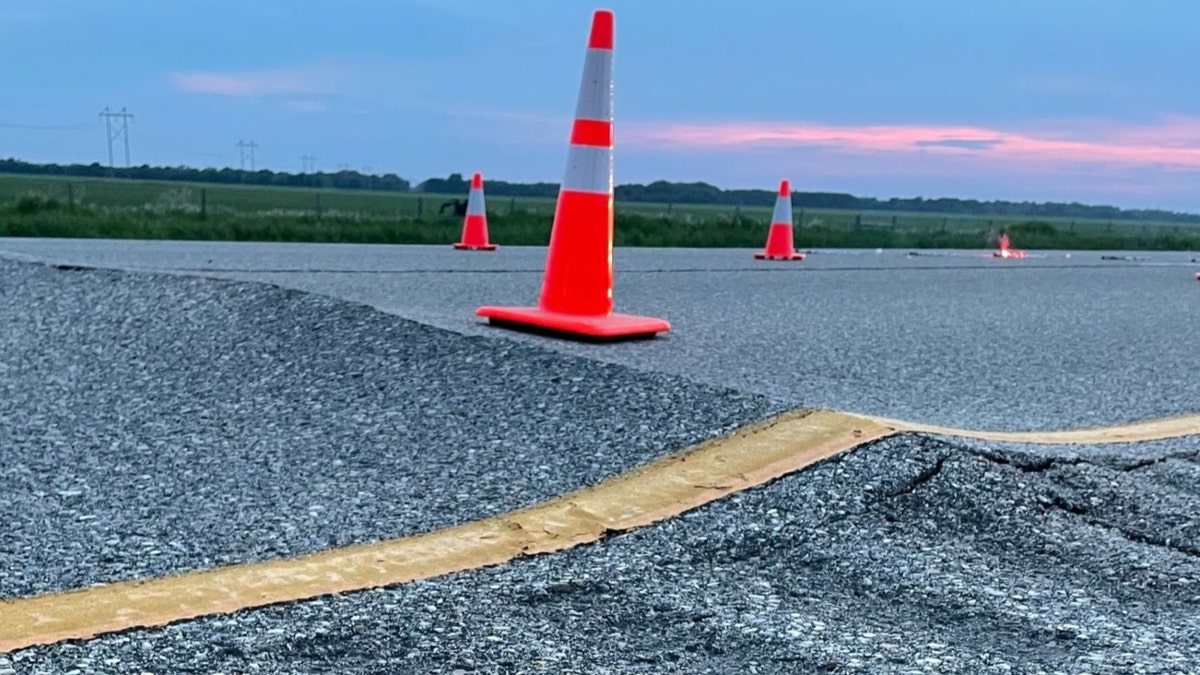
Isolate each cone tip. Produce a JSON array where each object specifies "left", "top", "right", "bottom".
[
  {"left": 589, "top": 9, "right": 614, "bottom": 49},
  {"left": 472, "top": 172, "right": 483, "bottom": 189},
  {"left": 778, "top": 180, "right": 790, "bottom": 197}
]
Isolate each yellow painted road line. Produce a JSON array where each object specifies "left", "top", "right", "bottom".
[
  {"left": 872, "top": 411, "right": 1200, "bottom": 445},
  {"left": 0, "top": 409, "right": 892, "bottom": 653},
  {"left": 3, "top": 407, "right": 1199, "bottom": 653}
]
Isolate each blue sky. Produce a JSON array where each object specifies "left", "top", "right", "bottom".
[{"left": 2, "top": 0, "right": 1199, "bottom": 210}]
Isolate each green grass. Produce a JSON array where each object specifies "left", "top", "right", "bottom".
[
  {"left": 2, "top": 173, "right": 1199, "bottom": 251},
  {"left": 0, "top": 173, "right": 552, "bottom": 219}
]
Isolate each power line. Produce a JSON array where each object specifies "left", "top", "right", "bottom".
[
  {"left": 98, "top": 107, "right": 134, "bottom": 173},
  {"left": 300, "top": 155, "right": 317, "bottom": 173},
  {"left": 235, "top": 140, "right": 258, "bottom": 171}
]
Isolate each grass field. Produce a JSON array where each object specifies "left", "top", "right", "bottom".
[{"left": 2, "top": 173, "right": 1199, "bottom": 251}]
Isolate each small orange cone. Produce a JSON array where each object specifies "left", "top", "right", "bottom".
[
  {"left": 452, "top": 172, "right": 496, "bottom": 251},
  {"left": 476, "top": 9, "right": 669, "bottom": 340},
  {"left": 754, "top": 180, "right": 804, "bottom": 261}
]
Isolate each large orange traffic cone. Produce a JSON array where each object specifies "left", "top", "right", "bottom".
[
  {"left": 476, "top": 9, "right": 669, "bottom": 340},
  {"left": 453, "top": 172, "right": 496, "bottom": 251},
  {"left": 754, "top": 180, "right": 804, "bottom": 261}
]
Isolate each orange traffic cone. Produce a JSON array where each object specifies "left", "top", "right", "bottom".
[
  {"left": 453, "top": 172, "right": 496, "bottom": 251},
  {"left": 476, "top": 9, "right": 669, "bottom": 340},
  {"left": 754, "top": 180, "right": 805, "bottom": 261}
]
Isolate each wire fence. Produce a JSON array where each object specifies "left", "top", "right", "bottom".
[{"left": 3, "top": 176, "right": 1199, "bottom": 244}]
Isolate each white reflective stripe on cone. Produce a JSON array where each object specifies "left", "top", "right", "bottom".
[
  {"left": 772, "top": 194, "right": 792, "bottom": 225},
  {"left": 560, "top": 145, "right": 613, "bottom": 195},
  {"left": 467, "top": 187, "right": 485, "bottom": 216},
  {"left": 574, "top": 48, "right": 613, "bottom": 123}
]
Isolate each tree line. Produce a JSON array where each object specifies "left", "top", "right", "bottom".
[
  {"left": 0, "top": 158, "right": 412, "bottom": 193},
  {"left": 3, "top": 159, "right": 1197, "bottom": 224}
]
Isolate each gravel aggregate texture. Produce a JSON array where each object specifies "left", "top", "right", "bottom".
[
  {"left": 0, "top": 257, "right": 777, "bottom": 598},
  {"left": 13, "top": 433, "right": 1200, "bottom": 674},
  {"left": 5, "top": 239, "right": 1195, "bottom": 431},
  {"left": 3, "top": 241, "right": 1199, "bottom": 674},
  {"left": 212, "top": 260, "right": 1200, "bottom": 431}
]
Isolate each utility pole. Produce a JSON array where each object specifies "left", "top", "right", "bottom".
[
  {"left": 235, "top": 140, "right": 258, "bottom": 171},
  {"left": 301, "top": 155, "right": 317, "bottom": 173},
  {"left": 99, "top": 107, "right": 134, "bottom": 174}
]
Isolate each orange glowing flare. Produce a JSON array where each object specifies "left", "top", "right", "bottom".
[{"left": 994, "top": 232, "right": 1027, "bottom": 259}]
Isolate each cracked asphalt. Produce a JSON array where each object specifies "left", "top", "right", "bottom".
[{"left": 2, "top": 242, "right": 1199, "bottom": 673}]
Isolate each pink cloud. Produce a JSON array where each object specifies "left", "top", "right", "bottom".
[
  {"left": 1090, "top": 116, "right": 1200, "bottom": 148},
  {"left": 171, "top": 65, "right": 347, "bottom": 97},
  {"left": 624, "top": 118, "right": 1200, "bottom": 169}
]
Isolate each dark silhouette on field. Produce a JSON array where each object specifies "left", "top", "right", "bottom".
[{"left": 439, "top": 199, "right": 467, "bottom": 217}]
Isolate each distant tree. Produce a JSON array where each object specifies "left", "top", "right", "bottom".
[
  {"left": 418, "top": 173, "right": 470, "bottom": 194},
  {"left": 2, "top": 158, "right": 1197, "bottom": 224},
  {"left": 0, "top": 158, "right": 410, "bottom": 192}
]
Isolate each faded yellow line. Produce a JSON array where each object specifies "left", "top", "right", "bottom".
[
  {"left": 2, "top": 407, "right": 1199, "bottom": 653},
  {"left": 872, "top": 411, "right": 1200, "bottom": 445},
  {"left": 0, "top": 409, "right": 892, "bottom": 653}
]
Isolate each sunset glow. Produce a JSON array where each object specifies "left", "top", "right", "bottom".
[{"left": 625, "top": 118, "right": 1200, "bottom": 170}]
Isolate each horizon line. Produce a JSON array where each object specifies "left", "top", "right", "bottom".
[{"left": 1, "top": 157, "right": 1198, "bottom": 218}]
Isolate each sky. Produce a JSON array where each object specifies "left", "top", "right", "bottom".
[{"left": 2, "top": 0, "right": 1199, "bottom": 211}]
